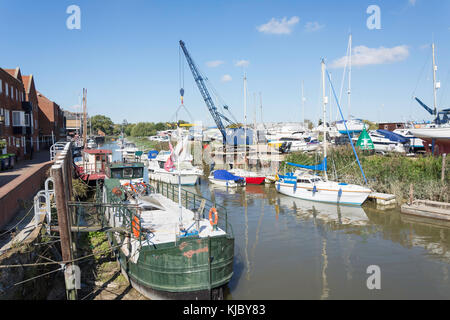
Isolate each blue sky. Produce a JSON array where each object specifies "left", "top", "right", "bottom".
[{"left": 1, "top": 0, "right": 449, "bottom": 126}]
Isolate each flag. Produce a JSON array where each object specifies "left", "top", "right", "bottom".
[{"left": 164, "top": 141, "right": 175, "bottom": 172}]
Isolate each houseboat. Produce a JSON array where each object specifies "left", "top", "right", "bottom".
[
  {"left": 75, "top": 149, "right": 112, "bottom": 183},
  {"left": 102, "top": 161, "right": 235, "bottom": 300}
]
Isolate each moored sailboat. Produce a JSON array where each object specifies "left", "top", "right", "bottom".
[{"left": 276, "top": 59, "right": 371, "bottom": 206}]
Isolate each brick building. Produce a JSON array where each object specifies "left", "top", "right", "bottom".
[
  {"left": 22, "top": 75, "right": 40, "bottom": 154},
  {"left": 0, "top": 67, "right": 29, "bottom": 159},
  {"left": 37, "top": 91, "right": 65, "bottom": 148},
  {"left": 1, "top": 66, "right": 66, "bottom": 160}
]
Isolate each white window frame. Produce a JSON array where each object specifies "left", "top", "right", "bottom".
[{"left": 12, "top": 110, "right": 25, "bottom": 127}]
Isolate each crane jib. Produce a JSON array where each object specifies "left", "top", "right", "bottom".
[{"left": 179, "top": 40, "right": 237, "bottom": 144}]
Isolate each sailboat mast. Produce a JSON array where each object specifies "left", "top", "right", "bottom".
[
  {"left": 301, "top": 81, "right": 305, "bottom": 127},
  {"left": 321, "top": 60, "right": 328, "bottom": 181},
  {"left": 243, "top": 73, "right": 248, "bottom": 170},
  {"left": 82, "top": 88, "right": 87, "bottom": 148},
  {"left": 348, "top": 34, "right": 352, "bottom": 119},
  {"left": 432, "top": 43, "right": 438, "bottom": 117}
]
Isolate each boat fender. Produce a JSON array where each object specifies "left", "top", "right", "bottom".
[
  {"left": 338, "top": 188, "right": 343, "bottom": 198},
  {"left": 276, "top": 182, "right": 280, "bottom": 191},
  {"left": 132, "top": 216, "right": 141, "bottom": 238},
  {"left": 313, "top": 186, "right": 317, "bottom": 194},
  {"left": 209, "top": 208, "right": 219, "bottom": 227},
  {"left": 293, "top": 181, "right": 297, "bottom": 192}
]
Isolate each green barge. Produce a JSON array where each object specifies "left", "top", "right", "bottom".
[{"left": 101, "top": 161, "right": 234, "bottom": 299}]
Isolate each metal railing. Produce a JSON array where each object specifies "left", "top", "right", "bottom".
[
  {"left": 149, "top": 180, "right": 233, "bottom": 237},
  {"left": 50, "top": 141, "right": 70, "bottom": 161}
]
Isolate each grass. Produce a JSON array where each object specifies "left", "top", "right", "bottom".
[
  {"left": 126, "top": 136, "right": 169, "bottom": 152},
  {"left": 284, "top": 146, "right": 449, "bottom": 203}
]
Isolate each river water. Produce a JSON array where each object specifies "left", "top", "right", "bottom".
[{"left": 102, "top": 141, "right": 450, "bottom": 300}]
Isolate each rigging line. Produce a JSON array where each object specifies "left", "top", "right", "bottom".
[
  {"left": 409, "top": 50, "right": 431, "bottom": 121},
  {"left": 3, "top": 266, "right": 63, "bottom": 292},
  {"left": 338, "top": 37, "right": 351, "bottom": 118},
  {"left": 324, "top": 63, "right": 368, "bottom": 185},
  {"left": 0, "top": 242, "right": 125, "bottom": 269}
]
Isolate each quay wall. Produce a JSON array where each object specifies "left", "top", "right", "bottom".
[{"left": 0, "top": 161, "right": 53, "bottom": 229}]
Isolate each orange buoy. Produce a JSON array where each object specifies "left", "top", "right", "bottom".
[{"left": 209, "top": 208, "right": 218, "bottom": 227}]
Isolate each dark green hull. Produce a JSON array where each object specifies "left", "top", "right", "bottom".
[{"left": 109, "top": 233, "right": 234, "bottom": 300}]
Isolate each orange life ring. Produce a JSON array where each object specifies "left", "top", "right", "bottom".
[
  {"left": 112, "top": 187, "right": 122, "bottom": 197},
  {"left": 209, "top": 208, "right": 218, "bottom": 226},
  {"left": 132, "top": 216, "right": 141, "bottom": 238}
]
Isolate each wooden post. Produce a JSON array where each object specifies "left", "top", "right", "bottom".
[
  {"left": 442, "top": 154, "right": 447, "bottom": 183},
  {"left": 52, "top": 164, "right": 78, "bottom": 300},
  {"left": 409, "top": 183, "right": 414, "bottom": 205}
]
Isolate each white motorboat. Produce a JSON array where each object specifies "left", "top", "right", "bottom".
[
  {"left": 148, "top": 150, "right": 202, "bottom": 186},
  {"left": 393, "top": 128, "right": 425, "bottom": 151},
  {"left": 86, "top": 138, "right": 97, "bottom": 149},
  {"left": 208, "top": 170, "right": 246, "bottom": 188},
  {"left": 353, "top": 130, "right": 409, "bottom": 154},
  {"left": 335, "top": 119, "right": 365, "bottom": 135}
]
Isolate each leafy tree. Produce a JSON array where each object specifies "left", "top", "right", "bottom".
[{"left": 90, "top": 115, "right": 114, "bottom": 135}]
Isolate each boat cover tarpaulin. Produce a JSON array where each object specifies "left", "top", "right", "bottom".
[
  {"left": 376, "top": 129, "right": 409, "bottom": 144},
  {"left": 287, "top": 157, "right": 327, "bottom": 172},
  {"left": 213, "top": 170, "right": 245, "bottom": 182}
]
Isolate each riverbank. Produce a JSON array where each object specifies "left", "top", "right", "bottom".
[{"left": 284, "top": 146, "right": 449, "bottom": 204}]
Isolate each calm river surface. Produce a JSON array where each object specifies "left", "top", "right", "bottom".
[{"left": 104, "top": 141, "right": 450, "bottom": 300}]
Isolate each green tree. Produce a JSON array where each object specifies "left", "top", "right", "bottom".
[
  {"left": 131, "top": 122, "right": 156, "bottom": 137},
  {"left": 90, "top": 115, "right": 114, "bottom": 135}
]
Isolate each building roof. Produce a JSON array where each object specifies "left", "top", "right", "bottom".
[
  {"left": 22, "top": 75, "right": 33, "bottom": 94},
  {"left": 1, "top": 67, "right": 23, "bottom": 85}
]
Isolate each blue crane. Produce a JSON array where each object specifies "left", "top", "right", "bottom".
[{"left": 179, "top": 40, "right": 237, "bottom": 143}]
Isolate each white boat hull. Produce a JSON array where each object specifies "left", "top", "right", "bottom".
[
  {"left": 275, "top": 181, "right": 371, "bottom": 206},
  {"left": 208, "top": 177, "right": 244, "bottom": 188},
  {"left": 149, "top": 171, "right": 200, "bottom": 186}
]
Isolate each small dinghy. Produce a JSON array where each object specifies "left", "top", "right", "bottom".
[{"left": 208, "top": 170, "right": 246, "bottom": 188}]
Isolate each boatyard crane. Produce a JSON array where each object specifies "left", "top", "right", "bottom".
[{"left": 179, "top": 40, "right": 237, "bottom": 144}]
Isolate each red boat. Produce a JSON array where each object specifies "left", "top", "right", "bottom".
[
  {"left": 229, "top": 169, "right": 266, "bottom": 185},
  {"left": 244, "top": 176, "right": 266, "bottom": 185}
]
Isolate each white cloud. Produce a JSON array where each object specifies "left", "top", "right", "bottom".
[
  {"left": 330, "top": 45, "right": 410, "bottom": 68},
  {"left": 257, "top": 16, "right": 300, "bottom": 35},
  {"left": 304, "top": 21, "right": 325, "bottom": 32},
  {"left": 221, "top": 74, "right": 232, "bottom": 82},
  {"left": 235, "top": 60, "right": 250, "bottom": 68},
  {"left": 206, "top": 60, "right": 224, "bottom": 68},
  {"left": 408, "top": 0, "right": 417, "bottom": 6}
]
